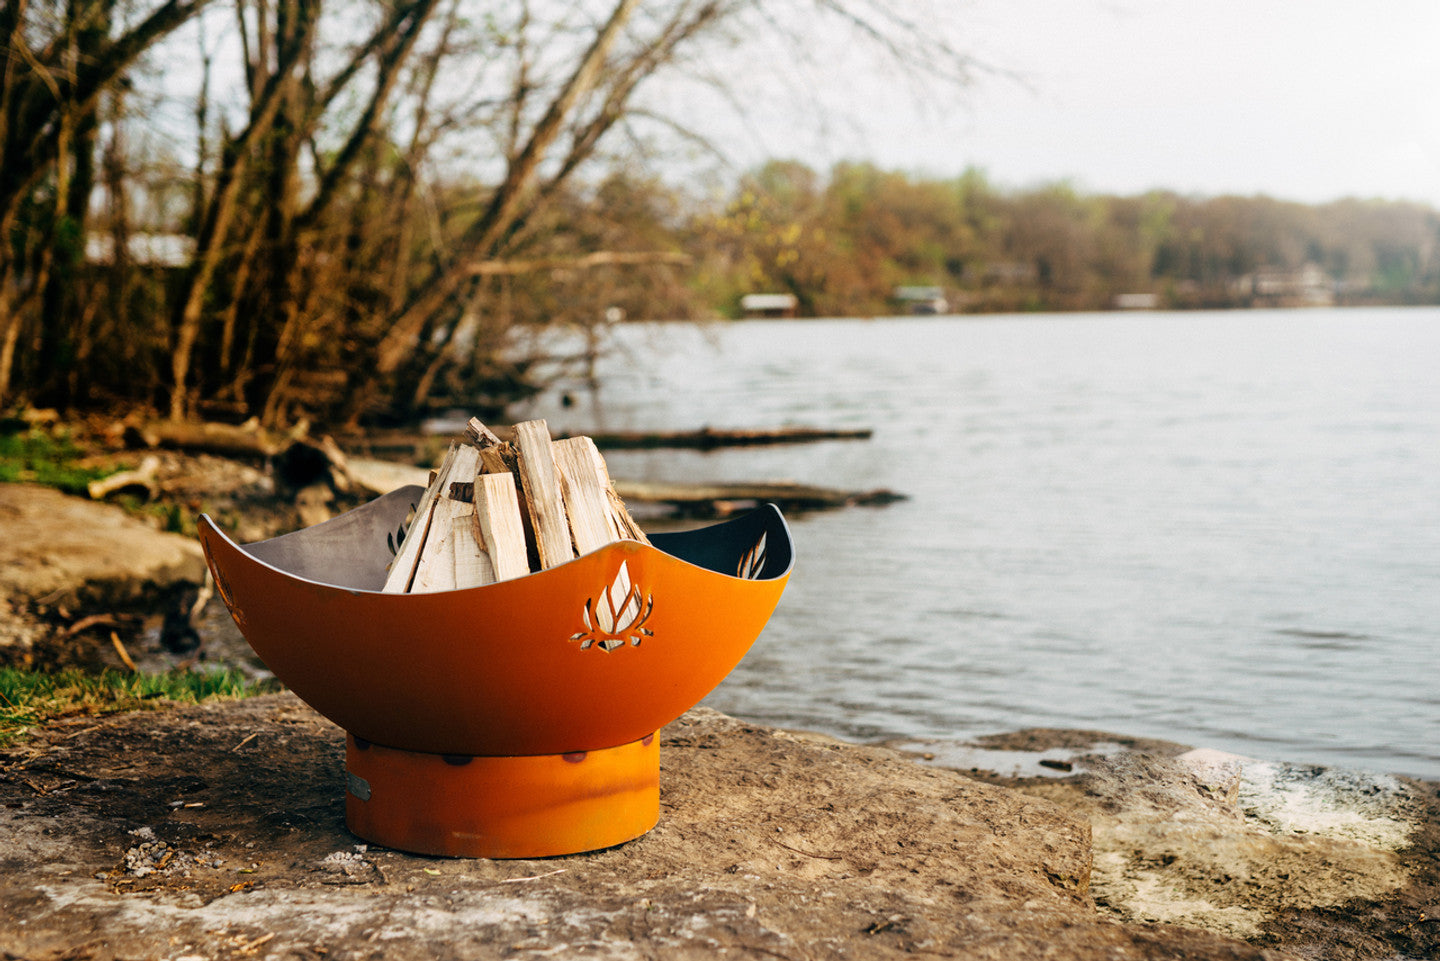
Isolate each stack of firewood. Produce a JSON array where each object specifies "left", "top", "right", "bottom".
[{"left": 382, "top": 417, "right": 650, "bottom": 593}]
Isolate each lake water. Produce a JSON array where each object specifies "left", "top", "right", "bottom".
[{"left": 511, "top": 307, "right": 1440, "bottom": 780}]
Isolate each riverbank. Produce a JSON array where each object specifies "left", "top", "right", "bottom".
[
  {"left": 2, "top": 693, "right": 1436, "bottom": 960},
  {"left": 1, "top": 448, "right": 1437, "bottom": 957}
]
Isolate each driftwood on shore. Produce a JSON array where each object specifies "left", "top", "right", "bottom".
[{"left": 345, "top": 423, "right": 873, "bottom": 463}]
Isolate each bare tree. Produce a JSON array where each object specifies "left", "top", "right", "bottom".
[
  {"left": 4, "top": 0, "right": 987, "bottom": 422},
  {"left": 0, "top": 0, "right": 213, "bottom": 403}
]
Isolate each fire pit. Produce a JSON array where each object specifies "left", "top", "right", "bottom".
[{"left": 198, "top": 484, "right": 792, "bottom": 858}]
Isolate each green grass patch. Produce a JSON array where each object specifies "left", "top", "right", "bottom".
[
  {"left": 0, "top": 425, "right": 111, "bottom": 495},
  {"left": 0, "top": 667, "right": 279, "bottom": 747}
]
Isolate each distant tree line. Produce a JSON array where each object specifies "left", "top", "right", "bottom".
[
  {"left": 690, "top": 160, "right": 1440, "bottom": 318},
  {"left": 4, "top": 0, "right": 1436, "bottom": 430}
]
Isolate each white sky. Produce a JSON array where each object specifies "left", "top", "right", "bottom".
[{"left": 716, "top": 0, "right": 1440, "bottom": 206}]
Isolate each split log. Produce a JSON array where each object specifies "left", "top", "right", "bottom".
[
  {"left": 408, "top": 447, "right": 487, "bottom": 592},
  {"left": 511, "top": 420, "right": 575, "bottom": 570},
  {"left": 553, "top": 437, "right": 620, "bottom": 555},
  {"left": 381, "top": 443, "right": 459, "bottom": 593},
  {"left": 550, "top": 434, "right": 650, "bottom": 546},
  {"left": 471, "top": 473, "right": 530, "bottom": 582},
  {"left": 464, "top": 417, "right": 512, "bottom": 475}
]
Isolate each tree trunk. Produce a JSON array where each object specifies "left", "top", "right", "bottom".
[
  {"left": 373, "top": 0, "right": 643, "bottom": 380},
  {"left": 167, "top": 0, "right": 315, "bottom": 421}
]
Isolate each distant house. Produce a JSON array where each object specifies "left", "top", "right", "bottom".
[
  {"left": 893, "top": 285, "right": 949, "bottom": 314},
  {"left": 1113, "top": 292, "right": 1160, "bottom": 310},
  {"left": 740, "top": 293, "right": 798, "bottom": 318},
  {"left": 1235, "top": 262, "right": 1335, "bottom": 307},
  {"left": 962, "top": 261, "right": 1038, "bottom": 286}
]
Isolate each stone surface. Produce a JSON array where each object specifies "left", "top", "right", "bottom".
[
  {"left": 0, "top": 484, "right": 211, "bottom": 664},
  {"left": 914, "top": 730, "right": 1440, "bottom": 959},
  {"left": 0, "top": 484, "right": 206, "bottom": 609},
  {"left": 0, "top": 697, "right": 1290, "bottom": 961}
]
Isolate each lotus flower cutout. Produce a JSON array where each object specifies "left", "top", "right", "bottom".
[
  {"left": 737, "top": 532, "right": 768, "bottom": 579},
  {"left": 570, "top": 561, "right": 654, "bottom": 652}
]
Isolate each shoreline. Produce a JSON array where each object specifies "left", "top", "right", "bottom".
[
  {"left": 2, "top": 473, "right": 1438, "bottom": 956},
  {"left": 2, "top": 467, "right": 1435, "bottom": 781}
]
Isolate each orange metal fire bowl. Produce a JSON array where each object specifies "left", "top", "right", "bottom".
[{"left": 197, "top": 485, "right": 793, "bottom": 858}]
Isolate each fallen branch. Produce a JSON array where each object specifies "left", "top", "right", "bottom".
[
  {"left": 88, "top": 455, "right": 162, "bottom": 501},
  {"left": 582, "top": 426, "right": 873, "bottom": 450},
  {"left": 109, "top": 632, "right": 138, "bottom": 672},
  {"left": 131, "top": 420, "right": 282, "bottom": 460},
  {"left": 613, "top": 479, "right": 905, "bottom": 514}
]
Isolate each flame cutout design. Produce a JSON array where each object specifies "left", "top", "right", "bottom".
[
  {"left": 569, "top": 561, "right": 654, "bottom": 652},
  {"left": 736, "top": 532, "right": 768, "bottom": 579}
]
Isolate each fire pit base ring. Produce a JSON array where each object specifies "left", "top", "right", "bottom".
[{"left": 344, "top": 734, "right": 660, "bottom": 858}]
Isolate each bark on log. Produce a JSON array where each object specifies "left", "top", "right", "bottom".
[
  {"left": 135, "top": 420, "right": 281, "bottom": 459},
  {"left": 407, "top": 446, "right": 486, "bottom": 592}
]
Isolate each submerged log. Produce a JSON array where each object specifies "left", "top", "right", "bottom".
[
  {"left": 612, "top": 479, "right": 906, "bottom": 516},
  {"left": 579, "top": 425, "right": 873, "bottom": 450}
]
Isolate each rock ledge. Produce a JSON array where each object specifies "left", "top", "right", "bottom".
[{"left": 0, "top": 696, "right": 1310, "bottom": 961}]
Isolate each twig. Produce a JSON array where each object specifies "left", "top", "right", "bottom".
[
  {"left": 189, "top": 570, "right": 215, "bottom": 622},
  {"left": 770, "top": 837, "right": 843, "bottom": 861},
  {"left": 109, "top": 632, "right": 138, "bottom": 672},
  {"left": 63, "top": 614, "right": 120, "bottom": 637},
  {"left": 231, "top": 732, "right": 261, "bottom": 752},
  {"left": 500, "top": 868, "right": 568, "bottom": 883},
  {"left": 240, "top": 932, "right": 276, "bottom": 953}
]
